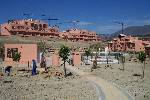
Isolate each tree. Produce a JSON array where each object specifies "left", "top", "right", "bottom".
[
  {"left": 91, "top": 44, "right": 100, "bottom": 69},
  {"left": 0, "top": 44, "right": 4, "bottom": 61},
  {"left": 12, "top": 52, "right": 21, "bottom": 62},
  {"left": 37, "top": 41, "right": 46, "bottom": 53},
  {"left": 115, "top": 53, "right": 120, "bottom": 64},
  {"left": 84, "top": 48, "right": 91, "bottom": 65},
  {"left": 138, "top": 51, "right": 146, "bottom": 78},
  {"left": 120, "top": 54, "right": 125, "bottom": 70},
  {"left": 12, "top": 52, "right": 21, "bottom": 67},
  {"left": 59, "top": 45, "right": 70, "bottom": 77}
]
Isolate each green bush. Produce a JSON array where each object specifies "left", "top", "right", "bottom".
[
  {"left": 138, "top": 51, "right": 146, "bottom": 63},
  {"left": 12, "top": 52, "right": 21, "bottom": 62}
]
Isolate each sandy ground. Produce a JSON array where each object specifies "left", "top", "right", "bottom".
[
  {"left": 66, "top": 65, "right": 133, "bottom": 100},
  {"left": 0, "top": 67, "right": 98, "bottom": 100},
  {"left": 78, "top": 59, "right": 150, "bottom": 100}
]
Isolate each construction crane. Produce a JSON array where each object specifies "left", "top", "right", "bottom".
[
  {"left": 41, "top": 15, "right": 59, "bottom": 26},
  {"left": 114, "top": 21, "right": 124, "bottom": 35},
  {"left": 23, "top": 13, "right": 32, "bottom": 19},
  {"left": 58, "top": 20, "right": 80, "bottom": 29}
]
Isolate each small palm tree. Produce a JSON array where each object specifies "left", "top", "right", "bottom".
[
  {"left": 37, "top": 41, "right": 46, "bottom": 53},
  {"left": 12, "top": 52, "right": 21, "bottom": 62},
  {"left": 12, "top": 52, "right": 21, "bottom": 67},
  {"left": 115, "top": 53, "right": 120, "bottom": 64},
  {"left": 84, "top": 48, "right": 91, "bottom": 64},
  {"left": 0, "top": 44, "right": 4, "bottom": 61},
  {"left": 138, "top": 51, "right": 146, "bottom": 78},
  {"left": 92, "top": 44, "right": 99, "bottom": 69},
  {"left": 59, "top": 45, "right": 70, "bottom": 77},
  {"left": 120, "top": 54, "right": 125, "bottom": 70}
]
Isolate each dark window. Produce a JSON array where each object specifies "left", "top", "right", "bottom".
[
  {"left": 34, "top": 24, "right": 38, "bottom": 30},
  {"left": 39, "top": 24, "right": 42, "bottom": 28},
  {"left": 43, "top": 24, "right": 47, "bottom": 28},
  {"left": 25, "top": 22, "right": 28, "bottom": 25},
  {"left": 12, "top": 26, "right": 16, "bottom": 29},
  {"left": 31, "top": 23, "right": 34, "bottom": 27},
  {"left": 7, "top": 48, "right": 11, "bottom": 58},
  {"left": 7, "top": 48, "right": 18, "bottom": 58}
]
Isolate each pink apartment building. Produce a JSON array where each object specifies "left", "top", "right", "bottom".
[
  {"left": 0, "top": 19, "right": 101, "bottom": 42},
  {"left": 108, "top": 34, "right": 150, "bottom": 52},
  {"left": 0, "top": 19, "right": 59, "bottom": 38},
  {"left": 60, "top": 29, "right": 101, "bottom": 42}
]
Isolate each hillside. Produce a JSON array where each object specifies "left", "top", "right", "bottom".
[
  {"left": 0, "top": 36, "right": 94, "bottom": 49},
  {"left": 112, "top": 25, "right": 150, "bottom": 37}
]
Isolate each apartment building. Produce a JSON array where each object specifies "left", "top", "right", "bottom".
[
  {"left": 108, "top": 34, "right": 150, "bottom": 52},
  {"left": 0, "top": 19, "right": 59, "bottom": 38},
  {"left": 60, "top": 29, "right": 101, "bottom": 42},
  {"left": 0, "top": 19, "right": 101, "bottom": 42}
]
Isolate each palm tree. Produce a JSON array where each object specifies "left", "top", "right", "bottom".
[
  {"left": 138, "top": 51, "right": 146, "bottom": 78},
  {"left": 91, "top": 44, "right": 100, "bottom": 68},
  {"left": 0, "top": 43, "right": 4, "bottom": 61},
  {"left": 120, "top": 54, "right": 125, "bottom": 70},
  {"left": 37, "top": 40, "right": 46, "bottom": 53},
  {"left": 59, "top": 45, "right": 70, "bottom": 77},
  {"left": 12, "top": 52, "right": 21, "bottom": 67},
  {"left": 84, "top": 48, "right": 91, "bottom": 65}
]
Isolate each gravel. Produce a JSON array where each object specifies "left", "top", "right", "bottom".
[
  {"left": 80, "top": 60, "right": 150, "bottom": 100},
  {"left": 0, "top": 67, "right": 98, "bottom": 100}
]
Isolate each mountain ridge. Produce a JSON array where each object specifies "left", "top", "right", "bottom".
[{"left": 111, "top": 25, "right": 150, "bottom": 37}]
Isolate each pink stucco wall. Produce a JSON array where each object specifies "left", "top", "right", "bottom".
[
  {"left": 134, "top": 40, "right": 145, "bottom": 52},
  {"left": 72, "top": 52, "right": 81, "bottom": 66},
  {"left": 52, "top": 53, "right": 60, "bottom": 67},
  {"left": 4, "top": 44, "right": 37, "bottom": 65}
]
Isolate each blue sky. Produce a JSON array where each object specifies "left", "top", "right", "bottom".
[{"left": 0, "top": 0, "right": 150, "bottom": 34}]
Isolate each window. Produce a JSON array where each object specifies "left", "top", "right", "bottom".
[
  {"left": 7, "top": 48, "right": 11, "bottom": 58},
  {"left": 25, "top": 22, "right": 28, "bottom": 25},
  {"left": 31, "top": 23, "right": 34, "bottom": 27},
  {"left": 12, "top": 26, "right": 16, "bottom": 29},
  {"left": 43, "top": 24, "right": 47, "bottom": 28},
  {"left": 34, "top": 24, "right": 38, "bottom": 30},
  {"left": 7, "top": 48, "right": 18, "bottom": 58}
]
